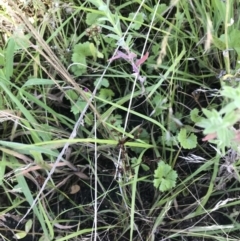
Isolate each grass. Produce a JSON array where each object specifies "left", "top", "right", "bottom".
[{"left": 1, "top": 0, "right": 240, "bottom": 240}]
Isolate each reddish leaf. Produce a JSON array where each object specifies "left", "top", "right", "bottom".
[
  {"left": 136, "top": 52, "right": 149, "bottom": 67},
  {"left": 202, "top": 132, "right": 217, "bottom": 141}
]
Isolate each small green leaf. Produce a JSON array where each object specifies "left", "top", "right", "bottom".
[
  {"left": 149, "top": 4, "right": 168, "bottom": 20},
  {"left": 71, "top": 53, "right": 87, "bottom": 76},
  {"left": 73, "top": 42, "right": 93, "bottom": 57},
  {"left": 128, "top": 12, "right": 145, "bottom": 30},
  {"left": 177, "top": 128, "right": 197, "bottom": 149},
  {"left": 94, "top": 78, "right": 109, "bottom": 89},
  {"left": 131, "top": 128, "right": 149, "bottom": 154},
  {"left": 89, "top": 43, "right": 97, "bottom": 61},
  {"left": 87, "top": 0, "right": 101, "bottom": 8},
  {"left": 153, "top": 161, "right": 177, "bottom": 192},
  {"left": 108, "top": 114, "right": 123, "bottom": 128},
  {"left": 86, "top": 13, "right": 105, "bottom": 25},
  {"left": 15, "top": 232, "right": 27, "bottom": 239},
  {"left": 141, "top": 164, "right": 150, "bottom": 171},
  {"left": 97, "top": 50, "right": 104, "bottom": 58},
  {"left": 71, "top": 41, "right": 103, "bottom": 76},
  {"left": 98, "top": 88, "right": 114, "bottom": 100},
  {"left": 25, "top": 219, "right": 33, "bottom": 233},
  {"left": 229, "top": 30, "right": 240, "bottom": 53},
  {"left": 71, "top": 99, "right": 87, "bottom": 115},
  {"left": 65, "top": 89, "right": 79, "bottom": 101},
  {"left": 152, "top": 94, "right": 168, "bottom": 116},
  {"left": 190, "top": 108, "right": 202, "bottom": 122},
  {"left": 85, "top": 113, "right": 94, "bottom": 126},
  {"left": 103, "top": 35, "right": 116, "bottom": 48},
  {"left": 99, "top": 4, "right": 108, "bottom": 12},
  {"left": 131, "top": 157, "right": 137, "bottom": 164},
  {"left": 70, "top": 65, "right": 87, "bottom": 76}
]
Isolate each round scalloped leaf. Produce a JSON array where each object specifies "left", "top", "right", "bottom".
[
  {"left": 128, "top": 12, "right": 145, "bottom": 30},
  {"left": 190, "top": 108, "right": 202, "bottom": 122},
  {"left": 154, "top": 161, "right": 177, "bottom": 192},
  {"left": 73, "top": 42, "right": 93, "bottom": 57},
  {"left": 177, "top": 128, "right": 197, "bottom": 149},
  {"left": 71, "top": 54, "right": 87, "bottom": 76}
]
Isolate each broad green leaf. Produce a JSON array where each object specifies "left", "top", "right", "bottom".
[
  {"left": 212, "top": 35, "right": 226, "bottom": 50},
  {"left": 98, "top": 4, "right": 108, "bottom": 12},
  {"left": 141, "top": 164, "right": 150, "bottom": 171},
  {"left": 190, "top": 108, "right": 202, "bottom": 122},
  {"left": 177, "top": 128, "right": 197, "bottom": 149},
  {"left": 15, "top": 232, "right": 27, "bottom": 239},
  {"left": 89, "top": 42, "right": 97, "bottom": 61},
  {"left": 229, "top": 30, "right": 240, "bottom": 54},
  {"left": 86, "top": 0, "right": 101, "bottom": 8},
  {"left": 149, "top": 4, "right": 168, "bottom": 20},
  {"left": 107, "top": 114, "right": 123, "bottom": 127},
  {"left": 94, "top": 78, "right": 109, "bottom": 89},
  {"left": 65, "top": 89, "right": 79, "bottom": 101},
  {"left": 99, "top": 88, "right": 114, "bottom": 100},
  {"left": 86, "top": 13, "right": 104, "bottom": 25},
  {"left": 73, "top": 42, "right": 93, "bottom": 57},
  {"left": 97, "top": 50, "right": 104, "bottom": 58},
  {"left": 218, "top": 30, "right": 240, "bottom": 59},
  {"left": 71, "top": 99, "right": 87, "bottom": 115},
  {"left": 85, "top": 113, "right": 94, "bottom": 126},
  {"left": 71, "top": 53, "right": 86, "bottom": 66},
  {"left": 25, "top": 219, "right": 33, "bottom": 233},
  {"left": 128, "top": 12, "right": 145, "bottom": 30},
  {"left": 71, "top": 54, "right": 87, "bottom": 76},
  {"left": 154, "top": 161, "right": 177, "bottom": 192},
  {"left": 70, "top": 64, "right": 87, "bottom": 76}
]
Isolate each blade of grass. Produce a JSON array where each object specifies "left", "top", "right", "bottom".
[
  {"left": 5, "top": 37, "right": 14, "bottom": 80},
  {"left": 14, "top": 164, "right": 49, "bottom": 238},
  {"left": 195, "top": 155, "right": 220, "bottom": 214},
  {"left": 130, "top": 148, "right": 148, "bottom": 241}
]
